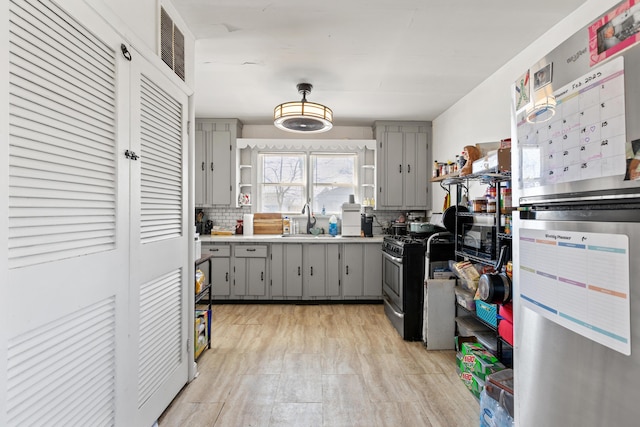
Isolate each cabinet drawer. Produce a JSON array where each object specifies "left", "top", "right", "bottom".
[
  {"left": 204, "top": 245, "right": 231, "bottom": 257},
  {"left": 235, "top": 245, "right": 267, "bottom": 258}
]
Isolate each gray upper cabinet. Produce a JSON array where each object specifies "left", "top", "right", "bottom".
[
  {"left": 195, "top": 119, "right": 243, "bottom": 206},
  {"left": 375, "top": 121, "right": 431, "bottom": 210}
]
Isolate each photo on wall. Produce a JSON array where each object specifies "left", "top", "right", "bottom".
[
  {"left": 589, "top": 0, "right": 640, "bottom": 66},
  {"left": 533, "top": 63, "right": 552, "bottom": 91},
  {"left": 514, "top": 70, "right": 531, "bottom": 113}
]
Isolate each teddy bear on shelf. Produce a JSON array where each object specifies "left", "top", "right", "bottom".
[{"left": 460, "top": 145, "right": 480, "bottom": 176}]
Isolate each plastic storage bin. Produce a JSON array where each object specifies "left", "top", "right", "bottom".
[
  {"left": 455, "top": 287, "right": 476, "bottom": 311},
  {"left": 476, "top": 300, "right": 498, "bottom": 327}
]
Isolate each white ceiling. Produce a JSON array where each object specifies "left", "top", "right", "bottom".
[{"left": 172, "top": 0, "right": 587, "bottom": 127}]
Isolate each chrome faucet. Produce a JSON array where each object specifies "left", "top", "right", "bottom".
[{"left": 301, "top": 203, "right": 317, "bottom": 234}]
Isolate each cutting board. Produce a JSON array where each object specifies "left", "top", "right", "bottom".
[{"left": 253, "top": 213, "right": 283, "bottom": 234}]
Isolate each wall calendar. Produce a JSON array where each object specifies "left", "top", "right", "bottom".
[{"left": 517, "top": 56, "right": 626, "bottom": 189}]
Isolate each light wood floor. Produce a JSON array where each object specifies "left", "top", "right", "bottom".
[{"left": 159, "top": 304, "right": 479, "bottom": 427}]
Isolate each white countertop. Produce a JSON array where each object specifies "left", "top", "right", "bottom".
[{"left": 199, "top": 234, "right": 384, "bottom": 244}]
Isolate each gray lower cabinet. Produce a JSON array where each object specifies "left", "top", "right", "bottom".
[
  {"left": 270, "top": 243, "right": 303, "bottom": 297},
  {"left": 204, "top": 241, "right": 381, "bottom": 300},
  {"left": 304, "top": 244, "right": 340, "bottom": 298},
  {"left": 203, "top": 244, "right": 231, "bottom": 296},
  {"left": 342, "top": 243, "right": 383, "bottom": 297},
  {"left": 363, "top": 244, "right": 383, "bottom": 297},
  {"left": 342, "top": 244, "right": 365, "bottom": 297},
  {"left": 233, "top": 245, "right": 268, "bottom": 298}
]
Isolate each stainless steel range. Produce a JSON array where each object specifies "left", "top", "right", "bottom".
[{"left": 382, "top": 235, "right": 427, "bottom": 341}]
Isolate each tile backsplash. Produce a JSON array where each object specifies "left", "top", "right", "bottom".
[{"left": 197, "top": 206, "right": 411, "bottom": 235}]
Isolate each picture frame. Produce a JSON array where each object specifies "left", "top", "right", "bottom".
[
  {"left": 533, "top": 63, "right": 552, "bottom": 91},
  {"left": 515, "top": 70, "right": 531, "bottom": 113},
  {"left": 589, "top": 0, "right": 640, "bottom": 66}
]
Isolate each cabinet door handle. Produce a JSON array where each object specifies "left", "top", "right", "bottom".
[
  {"left": 310, "top": 266, "right": 313, "bottom": 276},
  {"left": 298, "top": 266, "right": 301, "bottom": 276},
  {"left": 407, "top": 164, "right": 411, "bottom": 173},
  {"left": 210, "top": 162, "right": 214, "bottom": 171},
  {"left": 225, "top": 272, "right": 228, "bottom": 282},
  {"left": 261, "top": 272, "right": 264, "bottom": 281},
  {"left": 201, "top": 161, "right": 205, "bottom": 171},
  {"left": 399, "top": 164, "right": 402, "bottom": 173},
  {"left": 346, "top": 265, "right": 349, "bottom": 275},
  {"left": 211, "top": 248, "right": 219, "bottom": 252}
]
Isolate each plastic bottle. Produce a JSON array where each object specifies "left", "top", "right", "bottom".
[
  {"left": 321, "top": 205, "right": 326, "bottom": 215},
  {"left": 433, "top": 161, "right": 439, "bottom": 178},
  {"left": 329, "top": 215, "right": 338, "bottom": 236}
]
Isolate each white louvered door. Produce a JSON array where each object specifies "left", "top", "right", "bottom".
[
  {"left": 6, "top": 1, "right": 130, "bottom": 426},
  {"left": 4, "top": 1, "right": 190, "bottom": 426},
  {"left": 128, "top": 50, "right": 189, "bottom": 425}
]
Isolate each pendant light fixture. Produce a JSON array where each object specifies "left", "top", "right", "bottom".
[{"left": 274, "top": 83, "right": 333, "bottom": 133}]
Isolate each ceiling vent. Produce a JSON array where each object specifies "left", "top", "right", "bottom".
[{"left": 160, "top": 7, "right": 185, "bottom": 81}]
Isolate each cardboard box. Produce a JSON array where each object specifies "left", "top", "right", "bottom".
[
  {"left": 459, "top": 369, "right": 486, "bottom": 399},
  {"left": 472, "top": 148, "right": 511, "bottom": 174},
  {"left": 460, "top": 341, "right": 505, "bottom": 380}
]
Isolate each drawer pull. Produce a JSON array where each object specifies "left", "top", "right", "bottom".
[
  {"left": 225, "top": 272, "right": 228, "bottom": 282},
  {"left": 261, "top": 272, "right": 264, "bottom": 281},
  {"left": 247, "top": 248, "right": 256, "bottom": 252},
  {"left": 298, "top": 266, "right": 301, "bottom": 276}
]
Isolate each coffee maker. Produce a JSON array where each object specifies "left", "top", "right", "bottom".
[{"left": 361, "top": 213, "right": 373, "bottom": 237}]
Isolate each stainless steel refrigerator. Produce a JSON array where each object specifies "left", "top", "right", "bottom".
[{"left": 512, "top": 3, "right": 640, "bottom": 426}]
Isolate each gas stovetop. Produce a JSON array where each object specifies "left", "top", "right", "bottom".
[{"left": 383, "top": 235, "right": 427, "bottom": 257}]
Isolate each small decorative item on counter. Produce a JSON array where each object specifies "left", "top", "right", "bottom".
[
  {"left": 433, "top": 160, "right": 439, "bottom": 178},
  {"left": 235, "top": 219, "right": 243, "bottom": 235},
  {"left": 283, "top": 216, "right": 290, "bottom": 234}
]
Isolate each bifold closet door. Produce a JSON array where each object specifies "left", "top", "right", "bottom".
[
  {"left": 127, "top": 50, "right": 190, "bottom": 426},
  {"left": 5, "top": 1, "right": 130, "bottom": 426}
]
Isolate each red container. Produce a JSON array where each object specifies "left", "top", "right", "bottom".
[
  {"left": 498, "top": 319, "right": 514, "bottom": 346},
  {"left": 499, "top": 303, "right": 513, "bottom": 323}
]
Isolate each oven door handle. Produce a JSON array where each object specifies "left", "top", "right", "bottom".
[
  {"left": 383, "top": 296, "right": 404, "bottom": 319},
  {"left": 382, "top": 251, "right": 403, "bottom": 265}
]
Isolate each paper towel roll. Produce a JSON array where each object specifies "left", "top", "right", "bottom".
[{"left": 243, "top": 214, "right": 254, "bottom": 236}]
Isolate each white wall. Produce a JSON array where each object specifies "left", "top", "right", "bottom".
[{"left": 431, "top": 0, "right": 620, "bottom": 211}]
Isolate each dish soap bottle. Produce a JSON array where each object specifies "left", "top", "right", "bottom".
[{"left": 329, "top": 215, "right": 338, "bottom": 236}]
